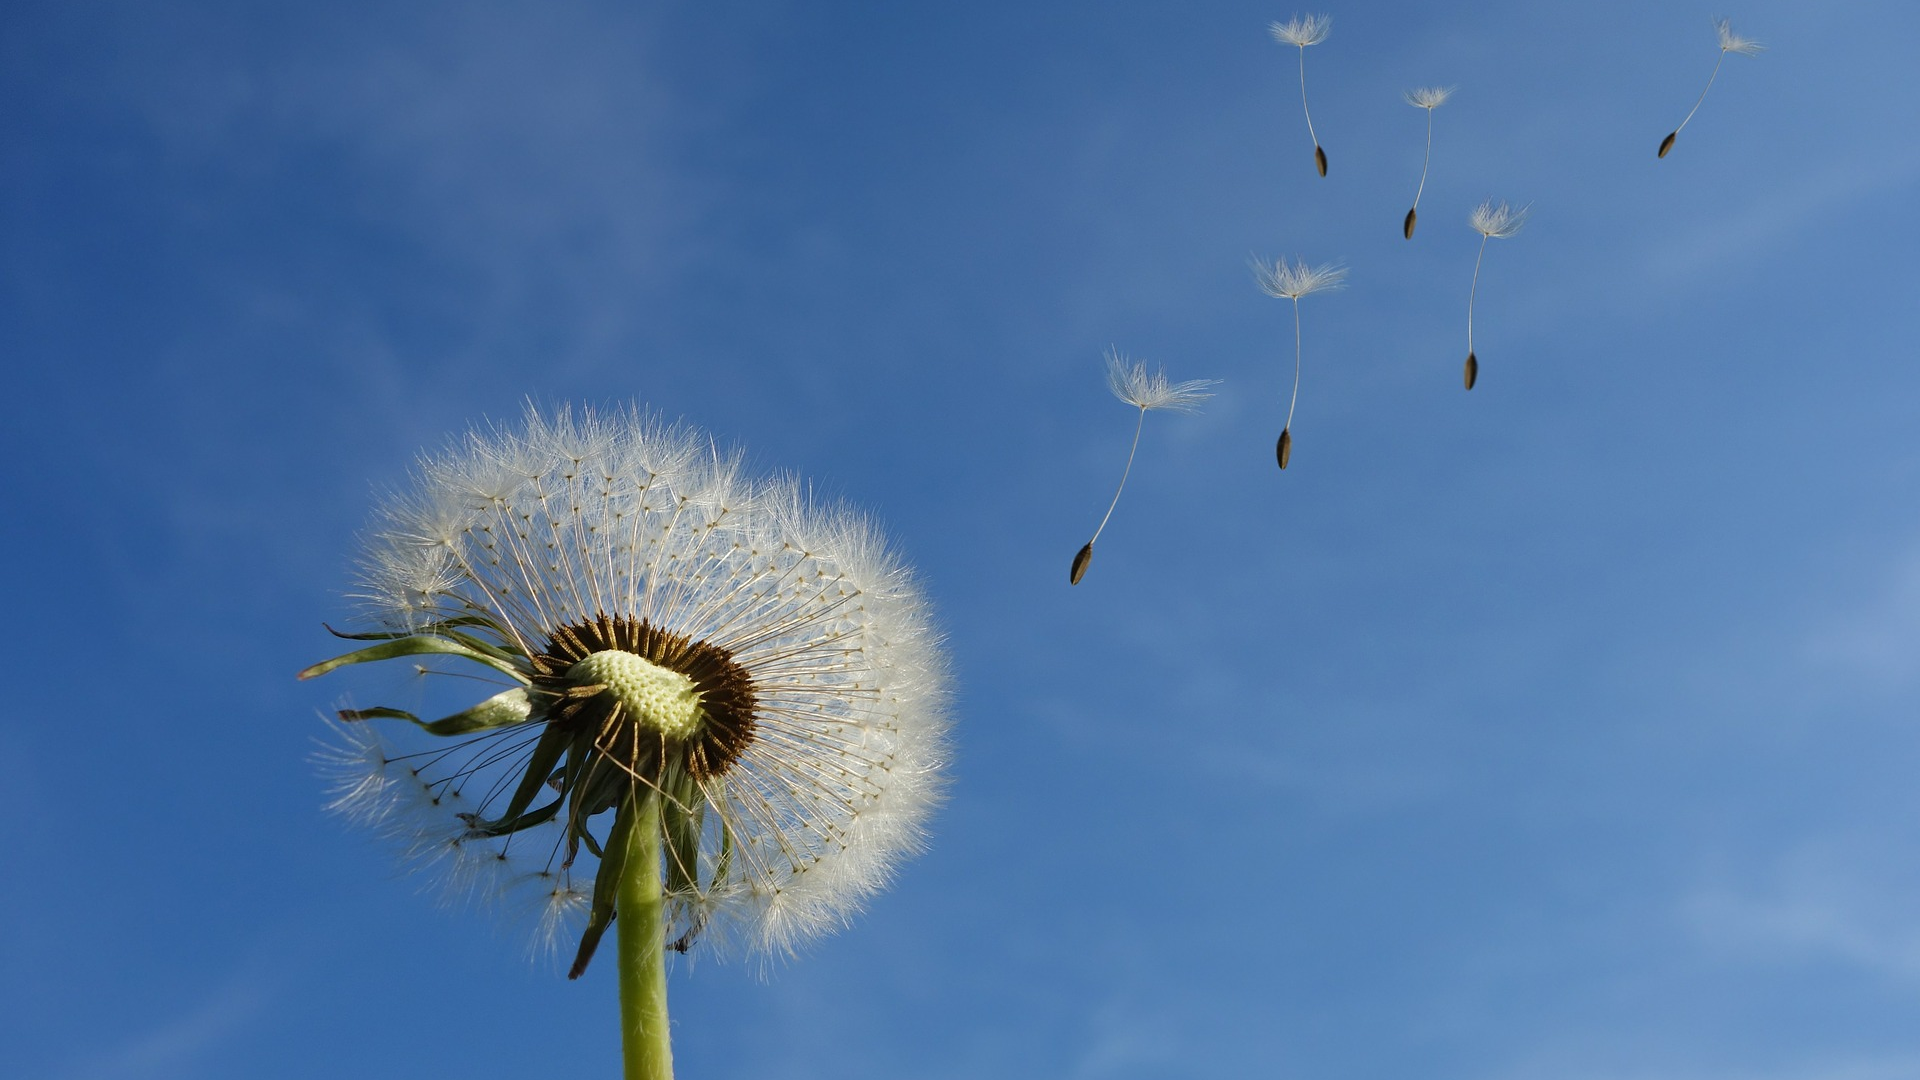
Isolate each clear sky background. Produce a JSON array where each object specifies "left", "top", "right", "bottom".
[{"left": 5, "top": 1, "right": 1920, "bottom": 1077}]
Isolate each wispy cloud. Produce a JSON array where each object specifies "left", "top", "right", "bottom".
[
  {"left": 1802, "top": 542, "right": 1920, "bottom": 686},
  {"left": 110, "top": 6, "right": 717, "bottom": 379},
  {"left": 1645, "top": 151, "right": 1920, "bottom": 288},
  {"left": 1683, "top": 846, "right": 1920, "bottom": 981},
  {"left": 55, "top": 973, "right": 269, "bottom": 1080}
]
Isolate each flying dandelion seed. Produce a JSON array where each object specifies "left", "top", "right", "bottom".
[
  {"left": 1252, "top": 256, "right": 1347, "bottom": 467},
  {"left": 303, "top": 404, "right": 950, "bottom": 1079},
  {"left": 1270, "top": 15, "right": 1333, "bottom": 176},
  {"left": 1071, "top": 349, "right": 1217, "bottom": 585},
  {"left": 1402, "top": 86, "right": 1455, "bottom": 238},
  {"left": 1464, "top": 200, "right": 1529, "bottom": 390},
  {"left": 1659, "top": 17, "right": 1764, "bottom": 158}
]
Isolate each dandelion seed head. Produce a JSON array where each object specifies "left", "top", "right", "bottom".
[
  {"left": 1104, "top": 349, "right": 1218, "bottom": 413},
  {"left": 1251, "top": 256, "right": 1348, "bottom": 300},
  {"left": 1469, "top": 200, "right": 1531, "bottom": 239},
  {"left": 1404, "top": 85, "right": 1455, "bottom": 110},
  {"left": 315, "top": 403, "right": 952, "bottom": 963},
  {"left": 1269, "top": 14, "right": 1331, "bottom": 48},
  {"left": 1715, "top": 18, "right": 1764, "bottom": 56}
]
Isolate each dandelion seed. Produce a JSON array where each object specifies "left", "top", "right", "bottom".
[
  {"left": 1402, "top": 86, "right": 1455, "bottom": 238},
  {"left": 1659, "top": 17, "right": 1764, "bottom": 158},
  {"left": 1252, "top": 257, "right": 1347, "bottom": 467},
  {"left": 304, "top": 404, "right": 950, "bottom": 1076},
  {"left": 1270, "top": 15, "right": 1333, "bottom": 176},
  {"left": 1464, "top": 201, "right": 1529, "bottom": 390},
  {"left": 1072, "top": 349, "right": 1217, "bottom": 585}
]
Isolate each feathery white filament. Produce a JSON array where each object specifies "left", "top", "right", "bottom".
[{"left": 1105, "top": 348, "right": 1217, "bottom": 413}]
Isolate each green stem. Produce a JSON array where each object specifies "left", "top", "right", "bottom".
[{"left": 618, "top": 787, "right": 673, "bottom": 1080}]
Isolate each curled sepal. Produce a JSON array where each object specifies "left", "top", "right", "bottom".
[
  {"left": 338, "top": 688, "right": 534, "bottom": 736},
  {"left": 297, "top": 634, "right": 530, "bottom": 684}
]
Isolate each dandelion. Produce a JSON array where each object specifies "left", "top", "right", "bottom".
[
  {"left": 1464, "top": 200, "right": 1529, "bottom": 390},
  {"left": 1270, "top": 14, "right": 1333, "bottom": 176},
  {"left": 1659, "top": 18, "right": 1764, "bottom": 158},
  {"left": 302, "top": 404, "right": 950, "bottom": 1079},
  {"left": 1252, "top": 256, "right": 1347, "bottom": 467},
  {"left": 1401, "top": 86, "right": 1455, "bottom": 238},
  {"left": 1071, "top": 349, "right": 1217, "bottom": 585}
]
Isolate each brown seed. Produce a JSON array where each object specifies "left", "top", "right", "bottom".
[
  {"left": 1070, "top": 542, "right": 1094, "bottom": 586},
  {"left": 1276, "top": 428, "right": 1292, "bottom": 469},
  {"left": 1403, "top": 206, "right": 1418, "bottom": 239},
  {"left": 1658, "top": 131, "right": 1677, "bottom": 158},
  {"left": 1314, "top": 145, "right": 1328, "bottom": 177},
  {"left": 1463, "top": 352, "right": 1479, "bottom": 390}
]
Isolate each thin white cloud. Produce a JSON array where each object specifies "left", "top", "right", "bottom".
[
  {"left": 1487, "top": 1052, "right": 1920, "bottom": 1080},
  {"left": 55, "top": 974, "right": 268, "bottom": 1080},
  {"left": 1802, "top": 542, "right": 1920, "bottom": 686},
  {"left": 1644, "top": 150, "right": 1920, "bottom": 289},
  {"left": 115, "top": 6, "right": 721, "bottom": 376},
  {"left": 1683, "top": 845, "right": 1920, "bottom": 981}
]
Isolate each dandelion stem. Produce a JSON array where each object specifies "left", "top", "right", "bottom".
[
  {"left": 1674, "top": 49, "right": 1728, "bottom": 137},
  {"left": 617, "top": 787, "right": 674, "bottom": 1080},
  {"left": 1089, "top": 407, "right": 1146, "bottom": 547},
  {"left": 1286, "top": 297, "right": 1303, "bottom": 432},
  {"left": 1466, "top": 234, "right": 1488, "bottom": 355}
]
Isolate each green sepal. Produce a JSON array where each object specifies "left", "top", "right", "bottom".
[
  {"left": 569, "top": 792, "right": 639, "bottom": 979},
  {"left": 337, "top": 688, "right": 534, "bottom": 736},
  {"left": 459, "top": 793, "right": 564, "bottom": 838},
  {"left": 494, "top": 722, "right": 573, "bottom": 828},
  {"left": 297, "top": 634, "right": 529, "bottom": 684},
  {"left": 334, "top": 706, "right": 421, "bottom": 724},
  {"left": 575, "top": 750, "right": 635, "bottom": 820},
  {"left": 324, "top": 616, "right": 523, "bottom": 654},
  {"left": 711, "top": 779, "right": 734, "bottom": 888},
  {"left": 661, "top": 766, "right": 705, "bottom": 897}
]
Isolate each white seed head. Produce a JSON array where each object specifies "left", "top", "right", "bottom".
[
  {"left": 1104, "top": 348, "right": 1218, "bottom": 413},
  {"left": 323, "top": 403, "right": 952, "bottom": 961},
  {"left": 1251, "top": 255, "right": 1348, "bottom": 300},
  {"left": 1404, "top": 85, "right": 1455, "bottom": 110},
  {"left": 1270, "top": 14, "right": 1331, "bottom": 48},
  {"left": 1469, "top": 200, "right": 1530, "bottom": 239},
  {"left": 1715, "top": 17, "right": 1764, "bottom": 56}
]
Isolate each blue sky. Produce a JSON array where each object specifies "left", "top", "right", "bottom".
[{"left": 5, "top": 1, "right": 1920, "bottom": 1077}]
